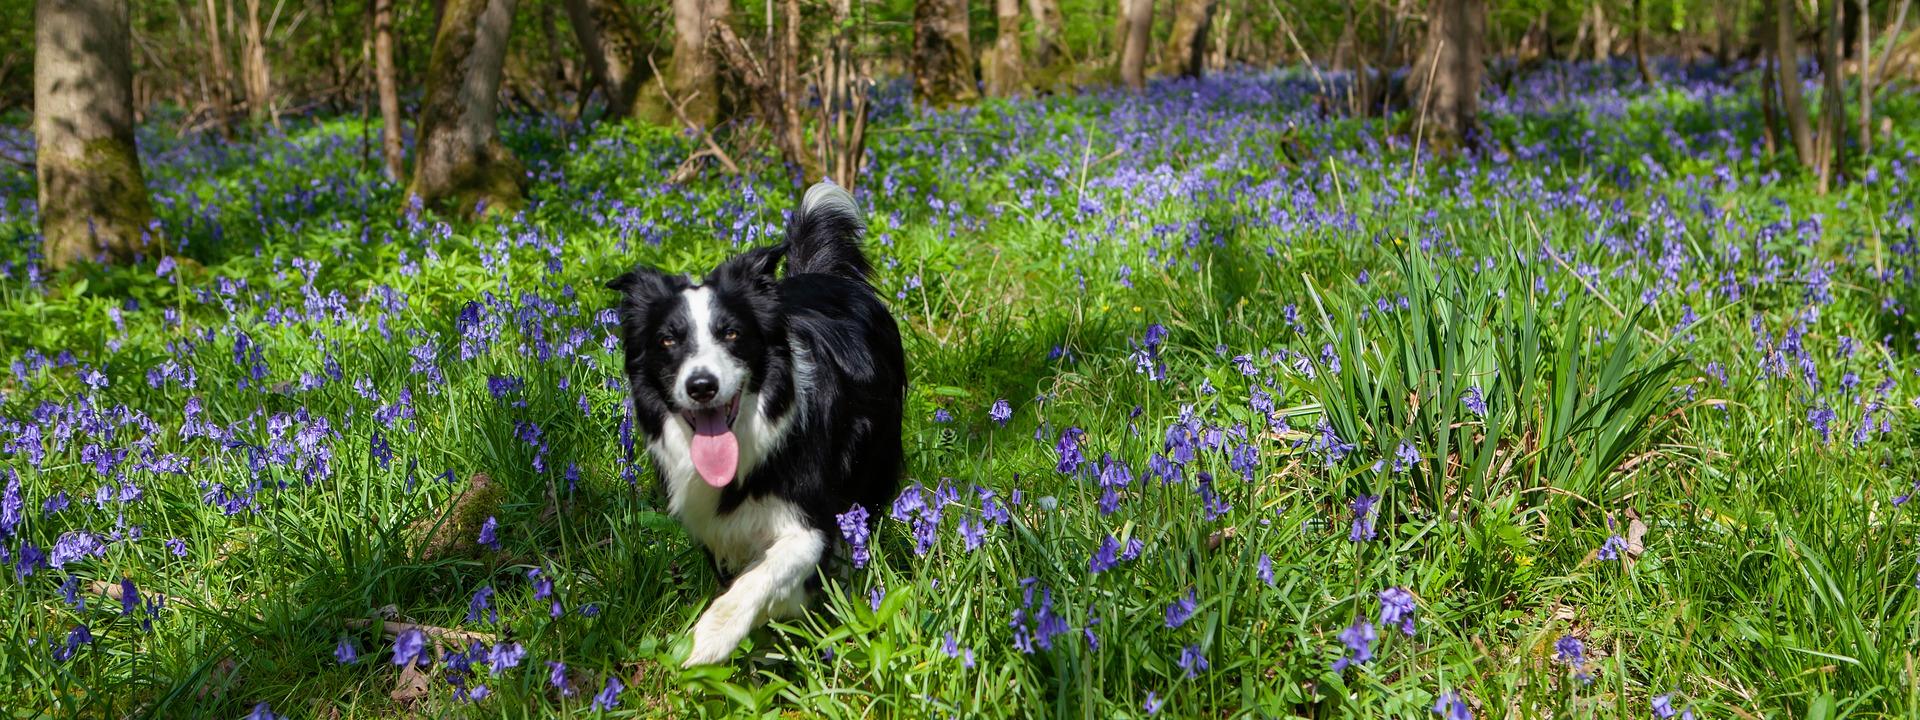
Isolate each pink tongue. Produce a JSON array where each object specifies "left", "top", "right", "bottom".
[{"left": 689, "top": 410, "right": 738, "bottom": 488}]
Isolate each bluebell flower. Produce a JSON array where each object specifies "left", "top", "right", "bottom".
[
  {"left": 335, "top": 637, "right": 358, "bottom": 664},
  {"left": 958, "top": 515, "right": 986, "bottom": 551},
  {"left": 1055, "top": 427, "right": 1087, "bottom": 475},
  {"left": 1433, "top": 691, "right": 1473, "bottom": 720},
  {"left": 592, "top": 676, "right": 624, "bottom": 710},
  {"left": 167, "top": 538, "right": 188, "bottom": 557},
  {"left": 1164, "top": 589, "right": 1198, "bottom": 628},
  {"left": 1144, "top": 691, "right": 1164, "bottom": 715},
  {"left": 1380, "top": 587, "right": 1416, "bottom": 636},
  {"left": 989, "top": 399, "right": 1012, "bottom": 426},
  {"left": 547, "top": 661, "right": 573, "bottom": 696},
  {"left": 869, "top": 586, "right": 886, "bottom": 611},
  {"left": 1461, "top": 386, "right": 1488, "bottom": 417},
  {"left": 1598, "top": 534, "right": 1627, "bottom": 561},
  {"left": 1349, "top": 495, "right": 1380, "bottom": 542},
  {"left": 487, "top": 641, "right": 524, "bottom": 673},
  {"left": 468, "top": 586, "right": 496, "bottom": 624},
  {"left": 477, "top": 516, "right": 499, "bottom": 550},
  {"left": 933, "top": 408, "right": 953, "bottom": 423},
  {"left": 1332, "top": 618, "right": 1377, "bottom": 671},
  {"left": 1177, "top": 644, "right": 1209, "bottom": 678},
  {"left": 1257, "top": 555, "right": 1274, "bottom": 586},
  {"left": 52, "top": 623, "right": 92, "bottom": 662},
  {"left": 0, "top": 470, "right": 20, "bottom": 538},
  {"left": 244, "top": 703, "right": 278, "bottom": 720},
  {"left": 837, "top": 504, "right": 873, "bottom": 569},
  {"left": 1393, "top": 440, "right": 1420, "bottom": 472},
  {"left": 392, "top": 628, "right": 426, "bottom": 666}
]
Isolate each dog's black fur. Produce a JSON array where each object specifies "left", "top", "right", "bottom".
[{"left": 605, "top": 181, "right": 904, "bottom": 664}]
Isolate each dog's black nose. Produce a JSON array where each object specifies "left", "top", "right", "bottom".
[{"left": 686, "top": 372, "right": 719, "bottom": 403}]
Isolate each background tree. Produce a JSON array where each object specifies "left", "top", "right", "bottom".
[
  {"left": 1407, "top": 0, "right": 1486, "bottom": 146},
  {"left": 563, "top": 0, "right": 656, "bottom": 119},
  {"left": 1028, "top": 0, "right": 1066, "bottom": 67},
  {"left": 1774, "top": 0, "right": 1816, "bottom": 168},
  {"left": 34, "top": 0, "right": 155, "bottom": 268},
  {"left": 409, "top": 0, "right": 525, "bottom": 216},
  {"left": 989, "top": 0, "right": 1027, "bottom": 95},
  {"left": 1119, "top": 0, "right": 1154, "bottom": 89},
  {"left": 1161, "top": 0, "right": 1219, "bottom": 77},
  {"left": 669, "top": 0, "right": 730, "bottom": 125},
  {"left": 913, "top": 0, "right": 978, "bottom": 104},
  {"left": 374, "top": 0, "right": 405, "bottom": 180}
]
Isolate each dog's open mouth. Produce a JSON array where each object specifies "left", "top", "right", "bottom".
[{"left": 685, "top": 396, "right": 742, "bottom": 488}]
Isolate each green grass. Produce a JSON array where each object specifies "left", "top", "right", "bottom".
[{"left": 4, "top": 65, "right": 1920, "bottom": 718}]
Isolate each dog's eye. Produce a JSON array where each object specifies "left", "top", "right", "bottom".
[
  {"left": 722, "top": 328, "right": 739, "bottom": 342},
  {"left": 659, "top": 337, "right": 677, "bottom": 349}
]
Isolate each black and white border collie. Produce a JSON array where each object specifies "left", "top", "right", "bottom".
[{"left": 606, "top": 181, "right": 905, "bottom": 666}]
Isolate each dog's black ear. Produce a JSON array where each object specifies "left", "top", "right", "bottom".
[
  {"left": 605, "top": 266, "right": 675, "bottom": 299},
  {"left": 711, "top": 244, "right": 787, "bottom": 290}
]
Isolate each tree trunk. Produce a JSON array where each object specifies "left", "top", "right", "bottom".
[
  {"left": 242, "top": 0, "right": 277, "bottom": 127},
  {"left": 1027, "top": 0, "right": 1064, "bottom": 66},
  {"left": 1591, "top": 1, "right": 1611, "bottom": 62},
  {"left": 913, "top": 0, "right": 978, "bottom": 105},
  {"left": 1816, "top": 0, "right": 1846, "bottom": 191},
  {"left": 1119, "top": 0, "right": 1153, "bottom": 89},
  {"left": 988, "top": 0, "right": 1026, "bottom": 95},
  {"left": 1333, "top": 1, "right": 1357, "bottom": 72},
  {"left": 1775, "top": 0, "right": 1816, "bottom": 168},
  {"left": 1161, "top": 0, "right": 1217, "bottom": 77},
  {"left": 374, "top": 0, "right": 405, "bottom": 180},
  {"left": 201, "top": 0, "right": 233, "bottom": 135},
  {"left": 1631, "top": 0, "right": 1654, "bottom": 84},
  {"left": 409, "top": 0, "right": 525, "bottom": 216},
  {"left": 1856, "top": 0, "right": 1871, "bottom": 156},
  {"left": 563, "top": 0, "right": 655, "bottom": 118},
  {"left": 35, "top": 0, "right": 156, "bottom": 268},
  {"left": 1408, "top": 0, "right": 1485, "bottom": 147},
  {"left": 669, "top": 0, "right": 729, "bottom": 125}
]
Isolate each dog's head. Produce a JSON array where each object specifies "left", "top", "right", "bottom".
[{"left": 606, "top": 245, "right": 787, "bottom": 488}]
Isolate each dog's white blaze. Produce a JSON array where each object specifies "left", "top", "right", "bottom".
[
  {"left": 648, "top": 336, "right": 819, "bottom": 665},
  {"left": 671, "top": 287, "right": 748, "bottom": 408}
]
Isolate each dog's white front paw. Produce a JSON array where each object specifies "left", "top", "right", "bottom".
[{"left": 683, "top": 598, "right": 751, "bottom": 667}]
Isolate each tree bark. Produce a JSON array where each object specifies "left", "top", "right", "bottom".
[
  {"left": 1775, "top": 0, "right": 1816, "bottom": 168},
  {"left": 1160, "top": 0, "right": 1217, "bottom": 77},
  {"left": 1027, "top": 0, "right": 1064, "bottom": 66},
  {"left": 374, "top": 0, "right": 405, "bottom": 180},
  {"left": 201, "top": 0, "right": 233, "bottom": 134},
  {"left": 409, "top": 0, "right": 526, "bottom": 216},
  {"left": 1590, "top": 0, "right": 1611, "bottom": 62},
  {"left": 669, "top": 0, "right": 729, "bottom": 125},
  {"left": 1856, "top": 0, "right": 1871, "bottom": 156},
  {"left": 1119, "top": 0, "right": 1153, "bottom": 89},
  {"left": 563, "top": 0, "right": 656, "bottom": 118},
  {"left": 242, "top": 0, "right": 277, "bottom": 127},
  {"left": 35, "top": 0, "right": 156, "bottom": 268},
  {"left": 1816, "top": 0, "right": 1846, "bottom": 191},
  {"left": 988, "top": 0, "right": 1026, "bottom": 95},
  {"left": 913, "top": 0, "right": 978, "bottom": 104},
  {"left": 1631, "top": 0, "right": 1654, "bottom": 85},
  {"left": 1407, "top": 0, "right": 1485, "bottom": 147}
]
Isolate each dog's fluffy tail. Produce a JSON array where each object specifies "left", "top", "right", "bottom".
[{"left": 784, "top": 180, "right": 872, "bottom": 283}]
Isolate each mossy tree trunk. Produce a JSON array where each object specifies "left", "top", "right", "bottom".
[
  {"left": 1407, "top": 0, "right": 1485, "bottom": 148},
  {"left": 409, "top": 0, "right": 526, "bottom": 217},
  {"left": 562, "top": 0, "right": 657, "bottom": 120},
  {"left": 374, "top": 0, "right": 405, "bottom": 180},
  {"left": 1774, "top": 0, "right": 1815, "bottom": 168},
  {"left": 1160, "top": 0, "right": 1217, "bottom": 78},
  {"left": 667, "top": 0, "right": 729, "bottom": 126},
  {"left": 913, "top": 0, "right": 978, "bottom": 105},
  {"left": 987, "top": 0, "right": 1025, "bottom": 95},
  {"left": 1027, "top": 0, "right": 1064, "bottom": 67},
  {"left": 1119, "top": 0, "right": 1153, "bottom": 90},
  {"left": 35, "top": 0, "right": 156, "bottom": 268}
]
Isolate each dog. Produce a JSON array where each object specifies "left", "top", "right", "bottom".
[{"left": 606, "top": 180, "right": 905, "bottom": 666}]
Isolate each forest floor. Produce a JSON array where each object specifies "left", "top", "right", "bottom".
[{"left": 4, "top": 61, "right": 1920, "bottom": 718}]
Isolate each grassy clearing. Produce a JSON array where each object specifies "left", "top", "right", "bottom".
[{"left": 3, "top": 63, "right": 1920, "bottom": 718}]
